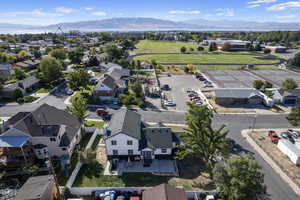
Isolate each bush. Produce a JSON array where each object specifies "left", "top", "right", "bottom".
[
  {"left": 263, "top": 48, "right": 271, "bottom": 54},
  {"left": 23, "top": 96, "right": 38, "bottom": 103},
  {"left": 17, "top": 98, "right": 24, "bottom": 104},
  {"left": 13, "top": 88, "right": 23, "bottom": 100}
]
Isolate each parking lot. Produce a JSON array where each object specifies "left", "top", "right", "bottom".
[
  {"left": 201, "top": 69, "right": 300, "bottom": 88},
  {"left": 159, "top": 75, "right": 201, "bottom": 111}
]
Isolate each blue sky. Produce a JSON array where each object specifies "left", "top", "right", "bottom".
[{"left": 0, "top": 0, "right": 300, "bottom": 25}]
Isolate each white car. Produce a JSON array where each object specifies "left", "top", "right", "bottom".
[
  {"left": 66, "top": 89, "right": 74, "bottom": 95},
  {"left": 164, "top": 100, "right": 176, "bottom": 107}
]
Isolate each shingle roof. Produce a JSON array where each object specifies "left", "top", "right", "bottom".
[
  {"left": 141, "top": 127, "right": 174, "bottom": 149},
  {"left": 101, "top": 75, "right": 117, "bottom": 90},
  {"left": 142, "top": 184, "right": 186, "bottom": 200},
  {"left": 19, "top": 76, "right": 40, "bottom": 89},
  {"left": 107, "top": 109, "right": 141, "bottom": 140},
  {"left": 215, "top": 89, "right": 263, "bottom": 99},
  {"left": 16, "top": 175, "right": 55, "bottom": 200},
  {"left": 8, "top": 104, "right": 81, "bottom": 147}
]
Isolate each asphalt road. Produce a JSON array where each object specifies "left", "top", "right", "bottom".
[{"left": 0, "top": 90, "right": 299, "bottom": 199}]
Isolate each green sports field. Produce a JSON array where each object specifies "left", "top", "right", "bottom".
[
  {"left": 134, "top": 53, "right": 279, "bottom": 64},
  {"left": 134, "top": 40, "right": 199, "bottom": 53}
]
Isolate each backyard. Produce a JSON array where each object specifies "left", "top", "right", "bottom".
[
  {"left": 134, "top": 53, "right": 280, "bottom": 65},
  {"left": 134, "top": 40, "right": 200, "bottom": 53},
  {"left": 73, "top": 157, "right": 214, "bottom": 190}
]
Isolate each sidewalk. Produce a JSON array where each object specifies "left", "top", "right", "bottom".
[{"left": 242, "top": 128, "right": 300, "bottom": 196}]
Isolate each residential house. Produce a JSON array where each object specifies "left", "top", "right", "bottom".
[
  {"left": 0, "top": 75, "right": 40, "bottom": 99},
  {"left": 16, "top": 175, "right": 58, "bottom": 200},
  {"left": 0, "top": 62, "right": 13, "bottom": 79},
  {"left": 142, "top": 184, "right": 187, "bottom": 200},
  {"left": 214, "top": 89, "right": 265, "bottom": 106},
  {"left": 104, "top": 109, "right": 180, "bottom": 165},
  {"left": 272, "top": 89, "right": 300, "bottom": 105},
  {"left": 15, "top": 59, "right": 40, "bottom": 71},
  {"left": 93, "top": 63, "right": 129, "bottom": 101},
  {"left": 0, "top": 104, "right": 82, "bottom": 161},
  {"left": 0, "top": 128, "right": 35, "bottom": 168}
]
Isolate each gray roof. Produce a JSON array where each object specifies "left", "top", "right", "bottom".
[
  {"left": 16, "top": 175, "right": 55, "bottom": 200},
  {"left": 278, "top": 89, "right": 300, "bottom": 97},
  {"left": 20, "top": 76, "right": 40, "bottom": 89},
  {"left": 102, "top": 75, "right": 117, "bottom": 90},
  {"left": 215, "top": 89, "right": 263, "bottom": 99},
  {"left": 141, "top": 127, "right": 173, "bottom": 149},
  {"left": 6, "top": 104, "right": 81, "bottom": 147},
  {"left": 0, "top": 63, "right": 12, "bottom": 70},
  {"left": 108, "top": 109, "right": 141, "bottom": 140},
  {"left": 143, "top": 184, "right": 186, "bottom": 200}
]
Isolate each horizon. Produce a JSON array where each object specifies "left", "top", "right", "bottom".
[{"left": 1, "top": 0, "right": 300, "bottom": 26}]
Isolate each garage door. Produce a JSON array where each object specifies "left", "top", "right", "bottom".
[{"left": 284, "top": 99, "right": 296, "bottom": 105}]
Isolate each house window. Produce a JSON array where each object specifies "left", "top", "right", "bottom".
[
  {"left": 50, "top": 138, "right": 56, "bottom": 142},
  {"left": 111, "top": 140, "right": 117, "bottom": 145},
  {"left": 128, "top": 149, "right": 133, "bottom": 155},
  {"left": 127, "top": 140, "right": 133, "bottom": 145},
  {"left": 161, "top": 149, "right": 167, "bottom": 153},
  {"left": 62, "top": 148, "right": 67, "bottom": 151},
  {"left": 113, "top": 150, "right": 118, "bottom": 155}
]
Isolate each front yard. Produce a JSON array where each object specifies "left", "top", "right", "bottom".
[{"left": 249, "top": 130, "right": 300, "bottom": 188}]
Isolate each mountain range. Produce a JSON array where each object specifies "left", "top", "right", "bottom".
[{"left": 1, "top": 17, "right": 300, "bottom": 33}]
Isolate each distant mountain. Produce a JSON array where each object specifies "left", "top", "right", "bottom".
[
  {"left": 44, "top": 18, "right": 198, "bottom": 31},
  {"left": 183, "top": 19, "right": 300, "bottom": 31},
  {"left": 0, "top": 17, "right": 300, "bottom": 33}
]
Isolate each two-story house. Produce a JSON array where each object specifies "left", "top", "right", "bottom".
[
  {"left": 0, "top": 104, "right": 82, "bottom": 164},
  {"left": 104, "top": 109, "right": 180, "bottom": 166}
]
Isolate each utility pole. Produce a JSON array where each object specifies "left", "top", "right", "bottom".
[
  {"left": 252, "top": 113, "right": 257, "bottom": 133},
  {"left": 45, "top": 156, "right": 61, "bottom": 200}
]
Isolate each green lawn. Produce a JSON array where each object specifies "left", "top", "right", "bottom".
[
  {"left": 36, "top": 88, "right": 50, "bottom": 94},
  {"left": 134, "top": 53, "right": 279, "bottom": 64},
  {"left": 134, "top": 40, "right": 200, "bottom": 53},
  {"left": 84, "top": 121, "right": 104, "bottom": 129}
]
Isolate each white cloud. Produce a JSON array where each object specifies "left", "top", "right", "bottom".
[
  {"left": 0, "top": 9, "right": 62, "bottom": 17},
  {"left": 168, "top": 10, "right": 201, "bottom": 15},
  {"left": 248, "top": 0, "right": 277, "bottom": 4},
  {"left": 216, "top": 8, "right": 235, "bottom": 17},
  {"left": 91, "top": 12, "right": 107, "bottom": 16},
  {"left": 248, "top": 4, "right": 261, "bottom": 8},
  {"left": 85, "top": 7, "right": 94, "bottom": 11},
  {"left": 55, "top": 7, "right": 77, "bottom": 13},
  {"left": 267, "top": 1, "right": 300, "bottom": 11}
]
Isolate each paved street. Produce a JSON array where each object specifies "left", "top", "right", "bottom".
[{"left": 0, "top": 90, "right": 299, "bottom": 199}]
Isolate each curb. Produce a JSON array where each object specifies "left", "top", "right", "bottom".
[{"left": 242, "top": 128, "right": 300, "bottom": 196}]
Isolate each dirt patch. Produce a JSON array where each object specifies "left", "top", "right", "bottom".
[
  {"left": 96, "top": 141, "right": 107, "bottom": 166},
  {"left": 249, "top": 131, "right": 300, "bottom": 187},
  {"left": 208, "top": 99, "right": 256, "bottom": 113},
  {"left": 158, "top": 68, "right": 186, "bottom": 75}
]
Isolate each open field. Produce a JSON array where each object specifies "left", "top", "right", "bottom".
[
  {"left": 249, "top": 130, "right": 300, "bottom": 188},
  {"left": 134, "top": 53, "right": 279, "bottom": 64},
  {"left": 134, "top": 40, "right": 200, "bottom": 53},
  {"left": 163, "top": 65, "right": 279, "bottom": 70}
]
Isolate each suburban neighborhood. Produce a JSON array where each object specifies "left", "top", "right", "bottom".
[{"left": 1, "top": 1, "right": 300, "bottom": 200}]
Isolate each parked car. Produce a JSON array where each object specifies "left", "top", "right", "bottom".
[
  {"left": 66, "top": 89, "right": 74, "bottom": 95},
  {"left": 204, "top": 84, "right": 213, "bottom": 88},
  {"left": 163, "top": 100, "right": 176, "bottom": 107},
  {"left": 96, "top": 108, "right": 109, "bottom": 116},
  {"left": 281, "top": 132, "right": 290, "bottom": 139},
  {"left": 167, "top": 73, "right": 172, "bottom": 77},
  {"left": 268, "top": 130, "right": 280, "bottom": 143},
  {"left": 195, "top": 101, "right": 203, "bottom": 106},
  {"left": 198, "top": 77, "right": 206, "bottom": 81},
  {"left": 161, "top": 84, "right": 171, "bottom": 91},
  {"left": 288, "top": 129, "right": 300, "bottom": 139}
]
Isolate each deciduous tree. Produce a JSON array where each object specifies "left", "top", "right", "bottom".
[{"left": 282, "top": 78, "right": 298, "bottom": 90}]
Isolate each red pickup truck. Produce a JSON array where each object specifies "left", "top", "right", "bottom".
[{"left": 268, "top": 130, "right": 280, "bottom": 144}]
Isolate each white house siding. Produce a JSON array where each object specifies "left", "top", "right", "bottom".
[
  {"left": 68, "top": 129, "right": 82, "bottom": 156},
  {"left": 105, "top": 133, "right": 140, "bottom": 156},
  {"left": 31, "top": 136, "right": 65, "bottom": 157}
]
